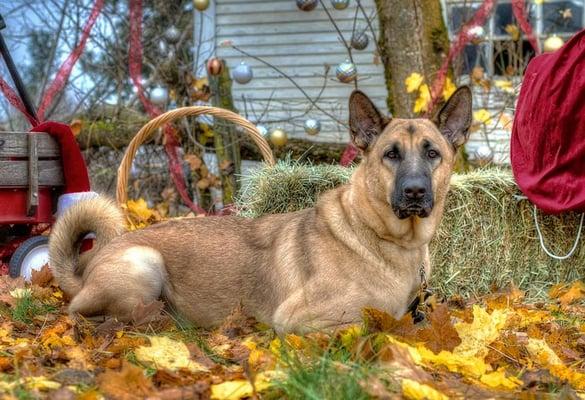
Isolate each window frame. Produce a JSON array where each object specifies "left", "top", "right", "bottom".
[{"left": 442, "top": 0, "right": 585, "bottom": 76}]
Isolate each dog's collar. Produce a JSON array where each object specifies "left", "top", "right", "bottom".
[{"left": 407, "top": 264, "right": 433, "bottom": 323}]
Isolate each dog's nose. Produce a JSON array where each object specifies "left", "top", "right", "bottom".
[{"left": 403, "top": 178, "right": 427, "bottom": 200}]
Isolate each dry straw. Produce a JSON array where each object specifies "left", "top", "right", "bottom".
[{"left": 237, "top": 161, "right": 585, "bottom": 299}]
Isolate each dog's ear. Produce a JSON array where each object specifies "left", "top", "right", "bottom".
[
  {"left": 433, "top": 86, "right": 473, "bottom": 149},
  {"left": 349, "top": 90, "right": 389, "bottom": 151}
]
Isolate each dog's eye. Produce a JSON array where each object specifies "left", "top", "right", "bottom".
[
  {"left": 427, "top": 149, "right": 440, "bottom": 159},
  {"left": 385, "top": 150, "right": 400, "bottom": 160}
]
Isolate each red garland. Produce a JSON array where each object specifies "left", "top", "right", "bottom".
[
  {"left": 36, "top": 0, "right": 105, "bottom": 121},
  {"left": 128, "top": 0, "right": 206, "bottom": 215},
  {"left": 511, "top": 0, "right": 540, "bottom": 55}
]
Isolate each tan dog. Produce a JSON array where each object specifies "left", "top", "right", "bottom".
[{"left": 49, "top": 87, "right": 472, "bottom": 334}]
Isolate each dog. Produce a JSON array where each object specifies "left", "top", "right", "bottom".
[{"left": 49, "top": 87, "right": 472, "bottom": 334}]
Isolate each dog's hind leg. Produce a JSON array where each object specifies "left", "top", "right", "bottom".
[{"left": 69, "top": 246, "right": 167, "bottom": 322}]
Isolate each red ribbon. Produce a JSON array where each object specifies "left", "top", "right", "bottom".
[
  {"left": 0, "top": 0, "right": 104, "bottom": 125},
  {"left": 36, "top": 0, "right": 105, "bottom": 121},
  {"left": 128, "top": 0, "right": 206, "bottom": 215},
  {"left": 512, "top": 0, "right": 540, "bottom": 55}
]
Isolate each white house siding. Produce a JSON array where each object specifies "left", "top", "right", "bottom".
[{"left": 214, "top": 0, "right": 388, "bottom": 144}]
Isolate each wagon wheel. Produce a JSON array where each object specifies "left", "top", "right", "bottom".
[{"left": 115, "top": 106, "right": 276, "bottom": 207}]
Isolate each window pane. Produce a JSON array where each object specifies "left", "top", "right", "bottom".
[
  {"left": 457, "top": 45, "right": 489, "bottom": 75},
  {"left": 543, "top": 1, "right": 584, "bottom": 34},
  {"left": 493, "top": 40, "right": 536, "bottom": 76},
  {"left": 449, "top": 4, "right": 482, "bottom": 34},
  {"left": 494, "top": 3, "right": 536, "bottom": 36}
]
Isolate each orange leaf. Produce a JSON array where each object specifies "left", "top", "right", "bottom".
[
  {"left": 362, "top": 308, "right": 418, "bottom": 341},
  {"left": 97, "top": 361, "right": 155, "bottom": 400},
  {"left": 416, "top": 303, "right": 461, "bottom": 354}
]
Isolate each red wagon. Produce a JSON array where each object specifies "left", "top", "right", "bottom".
[
  {"left": 0, "top": 14, "right": 92, "bottom": 280},
  {"left": 0, "top": 130, "right": 65, "bottom": 279}
]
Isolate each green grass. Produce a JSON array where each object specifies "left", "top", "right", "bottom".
[
  {"left": 271, "top": 348, "right": 392, "bottom": 400},
  {"left": 11, "top": 292, "right": 57, "bottom": 324}
]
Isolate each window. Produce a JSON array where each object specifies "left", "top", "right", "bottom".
[{"left": 443, "top": 0, "right": 585, "bottom": 76}]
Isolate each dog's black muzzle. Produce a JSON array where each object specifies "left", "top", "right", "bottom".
[{"left": 392, "top": 175, "right": 433, "bottom": 219}]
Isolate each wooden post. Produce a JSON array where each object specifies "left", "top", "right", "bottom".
[
  {"left": 27, "top": 133, "right": 39, "bottom": 216},
  {"left": 209, "top": 60, "right": 241, "bottom": 205}
]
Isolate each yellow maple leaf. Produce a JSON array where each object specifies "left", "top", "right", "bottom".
[
  {"left": 23, "top": 376, "right": 61, "bottom": 391},
  {"left": 402, "top": 378, "right": 448, "bottom": 400},
  {"left": 414, "top": 84, "right": 432, "bottom": 114},
  {"left": 494, "top": 80, "right": 515, "bottom": 94},
  {"left": 480, "top": 369, "right": 522, "bottom": 390},
  {"left": 126, "top": 198, "right": 154, "bottom": 222},
  {"left": 526, "top": 338, "right": 585, "bottom": 390},
  {"left": 210, "top": 372, "right": 275, "bottom": 400},
  {"left": 405, "top": 72, "right": 424, "bottom": 93},
  {"left": 454, "top": 305, "right": 508, "bottom": 359},
  {"left": 473, "top": 109, "right": 493, "bottom": 126},
  {"left": 135, "top": 336, "right": 208, "bottom": 373},
  {"left": 442, "top": 77, "right": 457, "bottom": 101},
  {"left": 339, "top": 325, "right": 364, "bottom": 349}
]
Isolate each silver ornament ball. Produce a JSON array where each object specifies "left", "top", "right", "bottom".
[
  {"left": 256, "top": 124, "right": 269, "bottom": 138},
  {"left": 331, "top": 0, "right": 350, "bottom": 10},
  {"left": 336, "top": 60, "right": 357, "bottom": 84},
  {"left": 544, "top": 35, "right": 564, "bottom": 52},
  {"left": 304, "top": 119, "right": 321, "bottom": 136},
  {"left": 350, "top": 31, "right": 369, "bottom": 50},
  {"left": 474, "top": 145, "right": 494, "bottom": 164},
  {"left": 296, "top": 0, "right": 318, "bottom": 11},
  {"left": 150, "top": 86, "right": 168, "bottom": 106},
  {"left": 233, "top": 61, "right": 253, "bottom": 84},
  {"left": 164, "top": 26, "right": 181, "bottom": 44}
]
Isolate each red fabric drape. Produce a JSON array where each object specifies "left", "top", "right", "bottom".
[{"left": 511, "top": 29, "right": 585, "bottom": 214}]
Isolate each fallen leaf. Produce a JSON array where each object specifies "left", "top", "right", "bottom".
[
  {"left": 97, "top": 361, "right": 155, "bottom": 400},
  {"left": 135, "top": 336, "right": 209, "bottom": 373},
  {"left": 402, "top": 378, "right": 448, "bottom": 400},
  {"left": 454, "top": 305, "right": 508, "bottom": 358},
  {"left": 31, "top": 264, "right": 54, "bottom": 287},
  {"left": 416, "top": 303, "right": 461, "bottom": 353}
]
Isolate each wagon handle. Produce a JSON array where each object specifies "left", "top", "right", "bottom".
[{"left": 116, "top": 106, "right": 276, "bottom": 206}]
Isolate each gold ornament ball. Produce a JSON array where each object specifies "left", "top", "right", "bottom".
[
  {"left": 270, "top": 128, "right": 288, "bottom": 147},
  {"left": 193, "top": 0, "right": 210, "bottom": 11},
  {"left": 543, "top": 35, "right": 564, "bottom": 52}
]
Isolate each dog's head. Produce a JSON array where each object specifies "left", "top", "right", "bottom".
[{"left": 348, "top": 87, "right": 472, "bottom": 222}]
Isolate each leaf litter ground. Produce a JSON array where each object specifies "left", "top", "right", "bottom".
[{"left": 1, "top": 264, "right": 585, "bottom": 400}]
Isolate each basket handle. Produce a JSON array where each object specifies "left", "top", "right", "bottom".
[{"left": 116, "top": 106, "right": 275, "bottom": 206}]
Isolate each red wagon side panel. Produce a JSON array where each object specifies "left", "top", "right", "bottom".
[{"left": 0, "top": 188, "right": 56, "bottom": 224}]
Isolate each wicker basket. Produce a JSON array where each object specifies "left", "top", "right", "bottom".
[{"left": 116, "top": 106, "right": 275, "bottom": 206}]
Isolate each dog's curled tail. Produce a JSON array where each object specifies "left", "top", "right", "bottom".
[{"left": 49, "top": 196, "right": 126, "bottom": 297}]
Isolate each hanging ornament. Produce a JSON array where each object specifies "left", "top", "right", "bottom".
[
  {"left": 474, "top": 145, "right": 494, "bottom": 165},
  {"left": 256, "top": 125, "right": 269, "bottom": 138},
  {"left": 270, "top": 128, "right": 288, "bottom": 147},
  {"left": 164, "top": 26, "right": 181, "bottom": 44},
  {"left": 157, "top": 40, "right": 168, "bottom": 56},
  {"left": 331, "top": 0, "right": 350, "bottom": 10},
  {"left": 296, "top": 0, "right": 318, "bottom": 11},
  {"left": 233, "top": 61, "right": 253, "bottom": 84},
  {"left": 467, "top": 25, "right": 485, "bottom": 45},
  {"left": 206, "top": 57, "right": 223, "bottom": 76},
  {"left": 304, "top": 118, "right": 321, "bottom": 136},
  {"left": 150, "top": 86, "right": 169, "bottom": 106},
  {"left": 543, "top": 35, "right": 564, "bottom": 52},
  {"left": 336, "top": 60, "right": 357, "bottom": 83},
  {"left": 193, "top": 0, "right": 210, "bottom": 11},
  {"left": 350, "top": 31, "right": 369, "bottom": 50}
]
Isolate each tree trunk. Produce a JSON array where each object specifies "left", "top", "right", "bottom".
[{"left": 375, "top": 0, "right": 450, "bottom": 117}]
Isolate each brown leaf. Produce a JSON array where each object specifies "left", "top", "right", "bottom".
[
  {"left": 184, "top": 154, "right": 202, "bottom": 171},
  {"left": 219, "top": 305, "right": 258, "bottom": 339},
  {"left": 197, "top": 178, "right": 210, "bottom": 190},
  {"left": 131, "top": 300, "right": 165, "bottom": 326},
  {"left": 31, "top": 264, "right": 54, "bottom": 287},
  {"left": 362, "top": 308, "right": 418, "bottom": 341},
  {"left": 146, "top": 381, "right": 210, "bottom": 400},
  {"left": 415, "top": 303, "right": 461, "bottom": 353},
  {"left": 97, "top": 361, "right": 155, "bottom": 400}
]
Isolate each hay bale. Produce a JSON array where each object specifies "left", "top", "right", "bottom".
[{"left": 237, "top": 161, "right": 585, "bottom": 299}]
